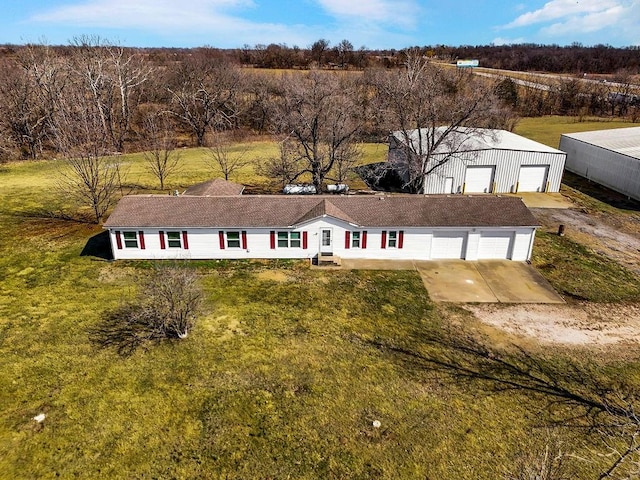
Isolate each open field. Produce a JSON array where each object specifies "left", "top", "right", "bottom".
[
  {"left": 2, "top": 119, "right": 640, "bottom": 478},
  {"left": 514, "top": 115, "right": 640, "bottom": 149}
]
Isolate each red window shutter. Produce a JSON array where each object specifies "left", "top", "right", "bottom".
[
  {"left": 381, "top": 231, "right": 387, "bottom": 249},
  {"left": 362, "top": 231, "right": 367, "bottom": 249},
  {"left": 398, "top": 230, "right": 404, "bottom": 249},
  {"left": 159, "top": 231, "right": 166, "bottom": 250},
  {"left": 219, "top": 231, "right": 225, "bottom": 249},
  {"left": 270, "top": 231, "right": 276, "bottom": 249},
  {"left": 182, "top": 231, "right": 189, "bottom": 250},
  {"left": 345, "top": 231, "right": 351, "bottom": 249},
  {"left": 138, "top": 231, "right": 146, "bottom": 250},
  {"left": 302, "top": 231, "right": 308, "bottom": 250},
  {"left": 115, "top": 231, "right": 122, "bottom": 250},
  {"left": 242, "top": 231, "right": 247, "bottom": 250}
]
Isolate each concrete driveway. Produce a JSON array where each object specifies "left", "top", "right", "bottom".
[{"left": 341, "top": 259, "right": 564, "bottom": 304}]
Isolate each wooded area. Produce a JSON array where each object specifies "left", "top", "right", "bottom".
[{"left": 1, "top": 39, "right": 638, "bottom": 163}]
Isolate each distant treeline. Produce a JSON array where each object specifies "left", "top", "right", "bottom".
[{"left": 1, "top": 41, "right": 639, "bottom": 73}]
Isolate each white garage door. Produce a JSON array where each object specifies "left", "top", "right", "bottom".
[
  {"left": 431, "top": 232, "right": 467, "bottom": 259},
  {"left": 518, "top": 165, "right": 548, "bottom": 192},
  {"left": 478, "top": 231, "right": 513, "bottom": 259},
  {"left": 464, "top": 166, "right": 494, "bottom": 193}
]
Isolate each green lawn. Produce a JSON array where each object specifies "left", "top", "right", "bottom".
[
  {"left": 514, "top": 115, "right": 640, "bottom": 149},
  {"left": 1, "top": 126, "right": 640, "bottom": 478}
]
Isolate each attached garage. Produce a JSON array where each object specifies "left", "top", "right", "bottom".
[
  {"left": 431, "top": 231, "right": 467, "bottom": 259},
  {"left": 517, "top": 165, "right": 548, "bottom": 192},
  {"left": 464, "top": 166, "right": 494, "bottom": 193},
  {"left": 477, "top": 231, "right": 514, "bottom": 259}
]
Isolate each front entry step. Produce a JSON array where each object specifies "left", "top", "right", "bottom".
[{"left": 317, "top": 255, "right": 341, "bottom": 266}]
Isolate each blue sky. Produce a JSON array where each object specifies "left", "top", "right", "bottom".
[{"left": 2, "top": 0, "right": 639, "bottom": 49}]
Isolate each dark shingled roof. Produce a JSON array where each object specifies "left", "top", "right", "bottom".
[
  {"left": 183, "top": 178, "right": 245, "bottom": 196},
  {"left": 104, "top": 195, "right": 538, "bottom": 229}
]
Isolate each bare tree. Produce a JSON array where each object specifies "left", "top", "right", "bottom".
[
  {"left": 50, "top": 74, "right": 124, "bottom": 224},
  {"left": 273, "top": 72, "right": 363, "bottom": 192},
  {"left": 257, "top": 138, "right": 306, "bottom": 189},
  {"left": 0, "top": 43, "right": 67, "bottom": 159},
  {"left": 142, "top": 265, "right": 202, "bottom": 339},
  {"left": 90, "top": 265, "right": 202, "bottom": 355},
  {"left": 371, "top": 50, "right": 510, "bottom": 193},
  {"left": 205, "top": 133, "right": 250, "bottom": 181},
  {"left": 142, "top": 110, "right": 180, "bottom": 190},
  {"left": 69, "top": 36, "right": 151, "bottom": 153},
  {"left": 168, "top": 56, "right": 241, "bottom": 147},
  {"left": 310, "top": 39, "right": 330, "bottom": 67}
]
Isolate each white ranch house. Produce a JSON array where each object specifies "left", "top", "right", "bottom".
[
  {"left": 103, "top": 195, "right": 538, "bottom": 262},
  {"left": 388, "top": 128, "right": 566, "bottom": 194}
]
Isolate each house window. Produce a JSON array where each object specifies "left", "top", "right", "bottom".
[
  {"left": 387, "top": 231, "right": 398, "bottom": 248},
  {"left": 123, "top": 231, "right": 138, "bottom": 248},
  {"left": 226, "top": 231, "right": 241, "bottom": 248},
  {"left": 277, "top": 231, "right": 301, "bottom": 248},
  {"left": 167, "top": 231, "right": 182, "bottom": 248},
  {"left": 352, "top": 232, "right": 361, "bottom": 248}
]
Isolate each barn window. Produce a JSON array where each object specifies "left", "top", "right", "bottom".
[
  {"left": 167, "top": 231, "right": 182, "bottom": 248},
  {"left": 123, "top": 231, "right": 138, "bottom": 248}
]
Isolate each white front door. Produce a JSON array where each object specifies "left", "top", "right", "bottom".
[
  {"left": 320, "top": 228, "right": 333, "bottom": 255},
  {"left": 444, "top": 177, "right": 454, "bottom": 194}
]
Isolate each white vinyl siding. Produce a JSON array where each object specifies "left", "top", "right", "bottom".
[{"left": 108, "top": 223, "right": 535, "bottom": 262}]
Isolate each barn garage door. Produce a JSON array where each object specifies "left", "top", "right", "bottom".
[
  {"left": 518, "top": 165, "right": 548, "bottom": 192},
  {"left": 431, "top": 232, "right": 467, "bottom": 259},
  {"left": 478, "top": 231, "right": 513, "bottom": 259},
  {"left": 464, "top": 166, "right": 494, "bottom": 193}
]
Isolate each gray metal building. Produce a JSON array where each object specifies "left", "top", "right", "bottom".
[
  {"left": 560, "top": 127, "right": 640, "bottom": 201},
  {"left": 388, "top": 128, "right": 566, "bottom": 195}
]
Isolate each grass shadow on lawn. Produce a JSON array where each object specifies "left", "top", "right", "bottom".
[{"left": 562, "top": 171, "right": 640, "bottom": 212}]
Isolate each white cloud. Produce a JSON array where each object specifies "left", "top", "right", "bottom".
[
  {"left": 541, "top": 5, "right": 625, "bottom": 36},
  {"left": 497, "top": 0, "right": 640, "bottom": 45},
  {"left": 31, "top": 0, "right": 253, "bottom": 29},
  {"left": 27, "top": 0, "right": 318, "bottom": 47},
  {"left": 492, "top": 36, "right": 526, "bottom": 46},
  {"left": 316, "top": 0, "right": 420, "bottom": 29},
  {"left": 503, "top": 0, "right": 620, "bottom": 28}
]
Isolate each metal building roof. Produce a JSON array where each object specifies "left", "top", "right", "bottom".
[
  {"left": 562, "top": 127, "right": 640, "bottom": 160},
  {"left": 391, "top": 127, "right": 564, "bottom": 155}
]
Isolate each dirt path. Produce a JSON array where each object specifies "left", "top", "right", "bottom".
[
  {"left": 531, "top": 207, "right": 640, "bottom": 275},
  {"left": 467, "top": 303, "right": 640, "bottom": 346},
  {"left": 466, "top": 206, "right": 640, "bottom": 346}
]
